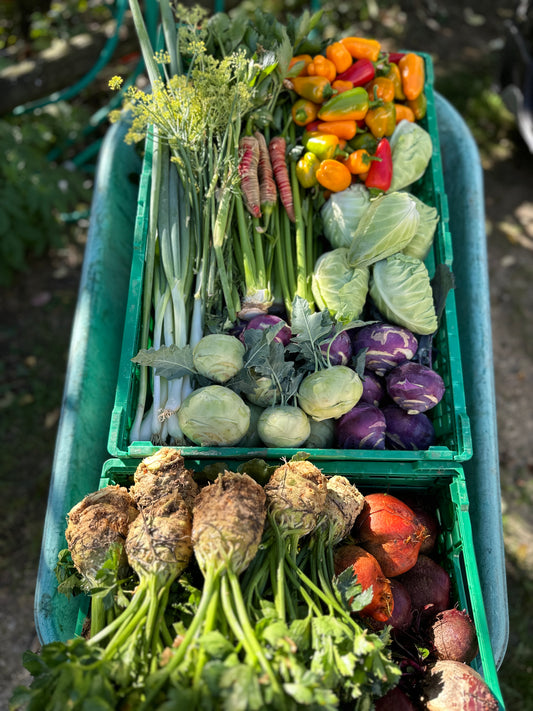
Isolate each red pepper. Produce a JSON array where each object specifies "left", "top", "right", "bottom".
[
  {"left": 336, "top": 58, "right": 375, "bottom": 86},
  {"left": 387, "top": 52, "right": 405, "bottom": 64},
  {"left": 305, "top": 120, "right": 321, "bottom": 133},
  {"left": 364, "top": 138, "right": 392, "bottom": 192}
]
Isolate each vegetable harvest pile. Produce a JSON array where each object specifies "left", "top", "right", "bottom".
[
  {"left": 11, "top": 451, "right": 500, "bottom": 709},
  {"left": 110, "top": 1, "right": 455, "bottom": 453}
]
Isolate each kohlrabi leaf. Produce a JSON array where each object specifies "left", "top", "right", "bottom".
[
  {"left": 286, "top": 295, "right": 334, "bottom": 369},
  {"left": 131, "top": 344, "right": 195, "bottom": 380}
]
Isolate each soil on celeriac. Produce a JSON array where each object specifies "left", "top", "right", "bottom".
[{"left": 1, "top": 1, "right": 533, "bottom": 709}]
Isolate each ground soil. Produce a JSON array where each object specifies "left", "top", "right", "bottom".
[{"left": 1, "top": 1, "right": 533, "bottom": 708}]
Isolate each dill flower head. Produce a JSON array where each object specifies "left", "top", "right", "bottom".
[{"left": 108, "top": 75, "right": 124, "bottom": 91}]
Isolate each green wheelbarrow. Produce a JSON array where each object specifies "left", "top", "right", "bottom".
[{"left": 33, "top": 94, "right": 509, "bottom": 678}]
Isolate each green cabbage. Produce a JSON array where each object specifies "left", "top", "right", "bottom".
[
  {"left": 369, "top": 253, "right": 438, "bottom": 335},
  {"left": 320, "top": 183, "right": 371, "bottom": 249},
  {"left": 347, "top": 191, "right": 420, "bottom": 269},
  {"left": 388, "top": 120, "right": 433, "bottom": 192},
  {"left": 402, "top": 195, "right": 439, "bottom": 261},
  {"left": 311, "top": 248, "right": 369, "bottom": 323}
]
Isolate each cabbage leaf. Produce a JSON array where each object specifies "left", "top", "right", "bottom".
[
  {"left": 402, "top": 195, "right": 439, "bottom": 261},
  {"left": 347, "top": 191, "right": 420, "bottom": 269},
  {"left": 320, "top": 183, "right": 371, "bottom": 249},
  {"left": 370, "top": 253, "right": 438, "bottom": 335},
  {"left": 388, "top": 120, "right": 433, "bottom": 192},
  {"left": 311, "top": 248, "right": 369, "bottom": 323}
]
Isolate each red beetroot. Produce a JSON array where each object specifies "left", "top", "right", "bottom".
[
  {"left": 401, "top": 495, "right": 440, "bottom": 554},
  {"left": 397, "top": 554, "right": 451, "bottom": 619},
  {"left": 333, "top": 543, "right": 394, "bottom": 623},
  {"left": 385, "top": 579, "right": 413, "bottom": 631},
  {"left": 374, "top": 685, "right": 417, "bottom": 710},
  {"left": 423, "top": 660, "right": 499, "bottom": 710},
  {"left": 353, "top": 493, "right": 427, "bottom": 576},
  {"left": 428, "top": 608, "right": 479, "bottom": 663}
]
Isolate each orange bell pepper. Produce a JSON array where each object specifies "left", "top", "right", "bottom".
[
  {"left": 307, "top": 55, "right": 337, "bottom": 83},
  {"left": 332, "top": 79, "right": 354, "bottom": 94},
  {"left": 384, "top": 62, "right": 405, "bottom": 100},
  {"left": 316, "top": 159, "right": 352, "bottom": 192},
  {"left": 316, "top": 119, "right": 358, "bottom": 141},
  {"left": 364, "top": 102, "right": 397, "bottom": 139},
  {"left": 406, "top": 91, "right": 428, "bottom": 120},
  {"left": 394, "top": 103, "right": 415, "bottom": 124},
  {"left": 344, "top": 149, "right": 372, "bottom": 175},
  {"left": 288, "top": 54, "right": 313, "bottom": 77},
  {"left": 398, "top": 53, "right": 425, "bottom": 101},
  {"left": 291, "top": 98, "right": 320, "bottom": 126},
  {"left": 340, "top": 36, "right": 381, "bottom": 62},
  {"left": 365, "top": 76, "right": 395, "bottom": 103},
  {"left": 326, "top": 41, "right": 353, "bottom": 74},
  {"left": 290, "top": 75, "right": 334, "bottom": 103}
]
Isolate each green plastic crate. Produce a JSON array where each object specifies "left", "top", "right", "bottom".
[
  {"left": 69, "top": 458, "right": 503, "bottom": 708},
  {"left": 107, "top": 52, "right": 472, "bottom": 462}
]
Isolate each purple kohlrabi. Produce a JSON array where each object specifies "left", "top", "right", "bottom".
[
  {"left": 386, "top": 361, "right": 445, "bottom": 414},
  {"left": 382, "top": 404, "right": 435, "bottom": 450},
  {"left": 351, "top": 323, "right": 418, "bottom": 376},
  {"left": 336, "top": 403, "right": 386, "bottom": 449}
]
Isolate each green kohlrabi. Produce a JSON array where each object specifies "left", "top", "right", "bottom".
[
  {"left": 192, "top": 333, "right": 245, "bottom": 384},
  {"left": 257, "top": 405, "right": 311, "bottom": 447},
  {"left": 177, "top": 385, "right": 251, "bottom": 445}
]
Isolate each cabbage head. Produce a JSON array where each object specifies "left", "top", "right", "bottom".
[
  {"left": 298, "top": 366, "right": 363, "bottom": 421},
  {"left": 402, "top": 195, "right": 439, "bottom": 261},
  {"left": 347, "top": 192, "right": 420, "bottom": 269},
  {"left": 311, "top": 248, "right": 369, "bottom": 323},
  {"left": 320, "top": 183, "right": 371, "bottom": 249},
  {"left": 388, "top": 120, "right": 433, "bottom": 192},
  {"left": 178, "top": 385, "right": 250, "bottom": 446},
  {"left": 370, "top": 253, "right": 438, "bottom": 335}
]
